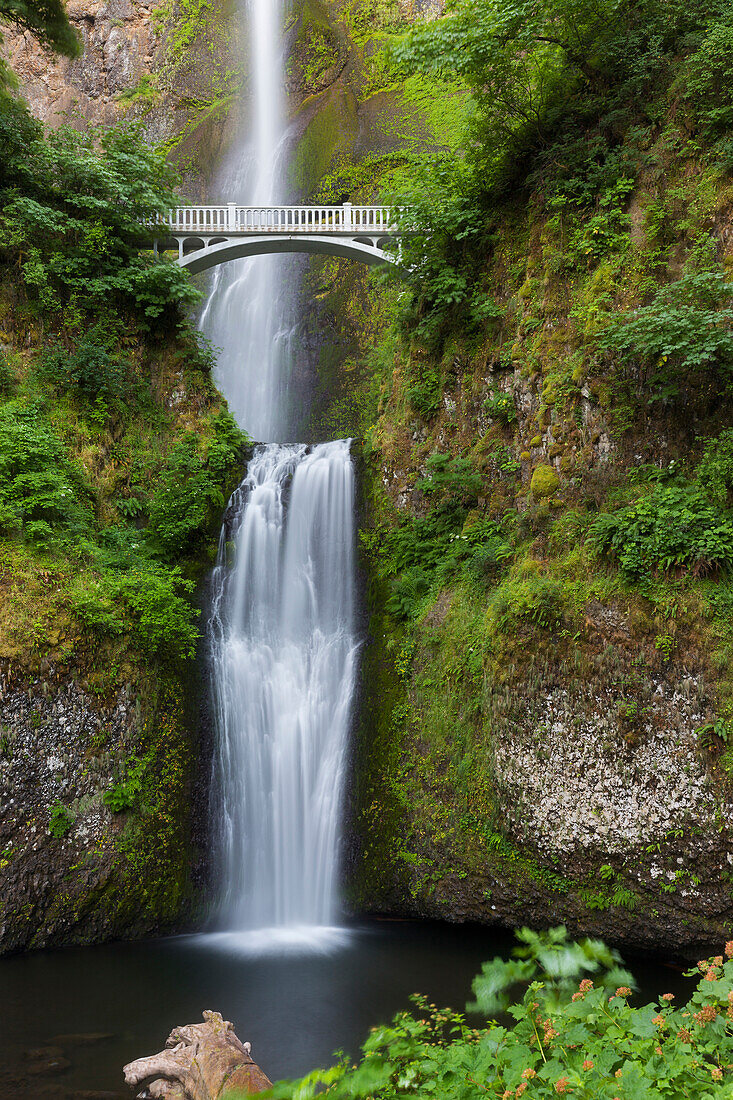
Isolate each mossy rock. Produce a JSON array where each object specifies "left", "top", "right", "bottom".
[{"left": 530, "top": 463, "right": 560, "bottom": 498}]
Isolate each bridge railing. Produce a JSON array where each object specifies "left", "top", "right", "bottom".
[{"left": 157, "top": 204, "right": 397, "bottom": 234}]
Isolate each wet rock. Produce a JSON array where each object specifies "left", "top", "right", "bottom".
[
  {"left": 26, "top": 1053, "right": 72, "bottom": 1076},
  {"left": 51, "top": 1033, "right": 115, "bottom": 1046},
  {"left": 24, "top": 1046, "right": 66, "bottom": 1062}
]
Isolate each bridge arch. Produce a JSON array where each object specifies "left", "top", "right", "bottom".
[{"left": 158, "top": 233, "right": 394, "bottom": 273}]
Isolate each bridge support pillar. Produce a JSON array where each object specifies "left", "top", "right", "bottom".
[
  {"left": 227, "top": 203, "right": 237, "bottom": 230},
  {"left": 343, "top": 202, "right": 352, "bottom": 231}
]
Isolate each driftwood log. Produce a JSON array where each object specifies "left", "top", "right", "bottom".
[{"left": 123, "top": 1010, "right": 272, "bottom": 1099}]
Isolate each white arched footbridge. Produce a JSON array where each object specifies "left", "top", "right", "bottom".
[{"left": 153, "top": 204, "right": 400, "bottom": 272}]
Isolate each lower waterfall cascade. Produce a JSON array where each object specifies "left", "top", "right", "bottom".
[{"left": 209, "top": 441, "right": 359, "bottom": 932}]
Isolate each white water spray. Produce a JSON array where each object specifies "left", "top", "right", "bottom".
[
  {"left": 199, "top": 0, "right": 297, "bottom": 442},
  {"left": 210, "top": 442, "right": 358, "bottom": 930}
]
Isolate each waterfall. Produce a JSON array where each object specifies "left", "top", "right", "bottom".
[
  {"left": 209, "top": 442, "right": 358, "bottom": 931},
  {"left": 200, "top": 0, "right": 359, "bottom": 939},
  {"left": 199, "top": 0, "right": 296, "bottom": 443}
]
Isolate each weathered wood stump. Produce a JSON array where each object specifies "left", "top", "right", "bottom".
[{"left": 123, "top": 1011, "right": 272, "bottom": 1099}]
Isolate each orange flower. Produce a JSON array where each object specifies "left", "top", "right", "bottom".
[
  {"left": 614, "top": 987, "right": 631, "bottom": 998},
  {"left": 572, "top": 992, "right": 583, "bottom": 1001},
  {"left": 522, "top": 1069, "right": 537, "bottom": 1080},
  {"left": 582, "top": 1060, "right": 593, "bottom": 1071},
  {"left": 677, "top": 1028, "right": 692, "bottom": 1042},
  {"left": 725, "top": 941, "right": 733, "bottom": 959},
  {"left": 711, "top": 1067, "right": 723, "bottom": 1081},
  {"left": 555, "top": 1078, "right": 570, "bottom": 1095},
  {"left": 652, "top": 1014, "right": 666, "bottom": 1028},
  {"left": 661, "top": 993, "right": 674, "bottom": 1002},
  {"left": 615, "top": 1069, "right": 623, "bottom": 1078},
  {"left": 516, "top": 1085, "right": 527, "bottom": 1097},
  {"left": 579, "top": 979, "right": 594, "bottom": 992}
]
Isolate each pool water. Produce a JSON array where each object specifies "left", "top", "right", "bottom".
[{"left": 0, "top": 919, "right": 692, "bottom": 1098}]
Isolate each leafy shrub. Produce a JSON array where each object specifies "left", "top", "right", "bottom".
[
  {"left": 41, "top": 323, "right": 127, "bottom": 399},
  {"left": 274, "top": 926, "right": 733, "bottom": 1099},
  {"left": 0, "top": 401, "right": 92, "bottom": 541},
  {"left": 48, "top": 801, "right": 75, "bottom": 838},
  {"left": 683, "top": 13, "right": 733, "bottom": 139},
  {"left": 489, "top": 575, "right": 565, "bottom": 631},
  {"left": 0, "top": 106, "right": 199, "bottom": 330},
  {"left": 588, "top": 483, "right": 733, "bottom": 578},
  {"left": 387, "top": 568, "right": 432, "bottom": 620},
  {"left": 483, "top": 387, "right": 516, "bottom": 424},
  {"left": 71, "top": 566, "right": 199, "bottom": 661},
  {"left": 597, "top": 272, "right": 733, "bottom": 399},
  {"left": 104, "top": 756, "right": 145, "bottom": 813},
  {"left": 416, "top": 453, "right": 484, "bottom": 514},
  {"left": 384, "top": 509, "right": 512, "bottom": 621},
  {"left": 384, "top": 0, "right": 730, "bottom": 347},
  {"left": 697, "top": 429, "right": 733, "bottom": 508},
  {"left": 147, "top": 437, "right": 225, "bottom": 558},
  {"left": 118, "top": 568, "right": 199, "bottom": 660}
]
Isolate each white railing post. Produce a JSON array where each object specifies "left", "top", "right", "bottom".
[{"left": 227, "top": 203, "right": 236, "bottom": 231}]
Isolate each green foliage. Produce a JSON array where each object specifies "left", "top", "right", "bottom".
[
  {"left": 384, "top": 514, "right": 513, "bottom": 620},
  {"left": 0, "top": 401, "right": 93, "bottom": 543},
  {"left": 416, "top": 453, "right": 484, "bottom": 511},
  {"left": 597, "top": 272, "right": 733, "bottom": 400},
  {"left": 48, "top": 801, "right": 75, "bottom": 838},
  {"left": 71, "top": 563, "right": 200, "bottom": 662},
  {"left": 272, "top": 928, "right": 733, "bottom": 1099},
  {"left": 683, "top": 12, "right": 733, "bottom": 144},
  {"left": 696, "top": 718, "right": 730, "bottom": 750},
  {"left": 483, "top": 387, "right": 516, "bottom": 423},
  {"left": 380, "top": 0, "right": 731, "bottom": 347},
  {"left": 104, "top": 755, "right": 145, "bottom": 813},
  {"left": 0, "top": 106, "right": 198, "bottom": 329},
  {"left": 697, "top": 429, "right": 733, "bottom": 508},
  {"left": 489, "top": 574, "right": 565, "bottom": 631},
  {"left": 147, "top": 418, "right": 247, "bottom": 558},
  {"left": 588, "top": 483, "right": 733, "bottom": 579},
  {"left": 41, "top": 323, "right": 127, "bottom": 400},
  {"left": 377, "top": 453, "right": 513, "bottom": 620}
]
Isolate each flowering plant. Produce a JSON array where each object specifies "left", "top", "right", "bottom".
[{"left": 266, "top": 927, "right": 733, "bottom": 1099}]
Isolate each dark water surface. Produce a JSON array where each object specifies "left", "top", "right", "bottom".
[{"left": 0, "top": 919, "right": 692, "bottom": 1098}]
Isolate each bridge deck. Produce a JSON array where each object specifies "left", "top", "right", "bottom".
[{"left": 156, "top": 204, "right": 397, "bottom": 236}]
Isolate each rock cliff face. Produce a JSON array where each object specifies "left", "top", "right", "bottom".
[
  {"left": 2, "top": 0, "right": 239, "bottom": 196},
  {"left": 0, "top": 655, "right": 208, "bottom": 954},
  {"left": 1, "top": 673, "right": 139, "bottom": 952},
  {"left": 4, "top": 0, "right": 162, "bottom": 128}
]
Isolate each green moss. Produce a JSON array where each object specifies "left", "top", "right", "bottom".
[
  {"left": 531, "top": 464, "right": 560, "bottom": 498},
  {"left": 289, "top": 87, "right": 359, "bottom": 197}
]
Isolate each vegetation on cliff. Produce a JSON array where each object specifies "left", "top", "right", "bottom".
[
  {"left": 0, "top": 2, "right": 249, "bottom": 949},
  {"left": 292, "top": 0, "right": 733, "bottom": 945}
]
